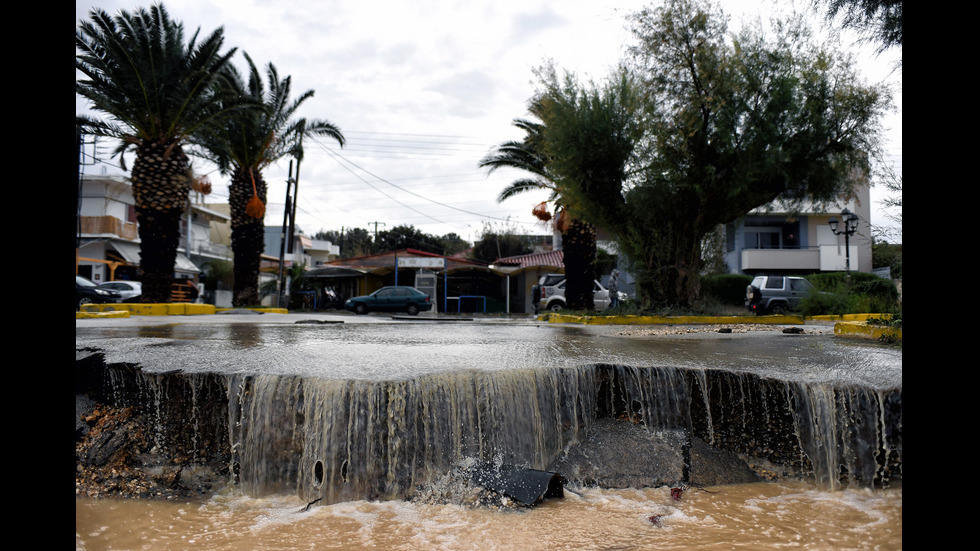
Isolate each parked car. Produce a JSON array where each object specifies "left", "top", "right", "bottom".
[
  {"left": 745, "top": 275, "right": 817, "bottom": 315},
  {"left": 98, "top": 280, "right": 142, "bottom": 301},
  {"left": 76, "top": 275, "right": 121, "bottom": 309},
  {"left": 531, "top": 273, "right": 628, "bottom": 313},
  {"left": 345, "top": 286, "right": 433, "bottom": 315}
]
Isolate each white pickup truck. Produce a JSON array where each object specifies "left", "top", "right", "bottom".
[{"left": 531, "top": 273, "right": 626, "bottom": 312}]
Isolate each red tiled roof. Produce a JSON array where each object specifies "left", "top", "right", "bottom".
[{"left": 494, "top": 249, "right": 564, "bottom": 269}]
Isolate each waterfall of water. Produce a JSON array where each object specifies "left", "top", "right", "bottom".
[
  {"left": 84, "top": 356, "right": 900, "bottom": 502},
  {"left": 231, "top": 368, "right": 598, "bottom": 504}
]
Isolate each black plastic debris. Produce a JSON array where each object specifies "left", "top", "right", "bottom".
[{"left": 471, "top": 464, "right": 566, "bottom": 506}]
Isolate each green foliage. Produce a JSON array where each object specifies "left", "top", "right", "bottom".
[
  {"left": 315, "top": 227, "right": 376, "bottom": 258},
  {"left": 532, "top": 65, "right": 641, "bottom": 229},
  {"left": 812, "top": 0, "right": 902, "bottom": 54},
  {"left": 800, "top": 272, "right": 900, "bottom": 315},
  {"left": 594, "top": 248, "right": 618, "bottom": 278},
  {"left": 200, "top": 260, "right": 234, "bottom": 290},
  {"left": 196, "top": 53, "right": 344, "bottom": 175},
  {"left": 872, "top": 242, "right": 902, "bottom": 279},
  {"left": 520, "top": 0, "right": 890, "bottom": 309},
  {"left": 376, "top": 225, "right": 446, "bottom": 254},
  {"left": 470, "top": 233, "right": 532, "bottom": 264},
  {"left": 76, "top": 4, "right": 241, "bottom": 161},
  {"left": 438, "top": 233, "right": 471, "bottom": 256},
  {"left": 701, "top": 274, "right": 753, "bottom": 305},
  {"left": 799, "top": 289, "right": 852, "bottom": 316}
]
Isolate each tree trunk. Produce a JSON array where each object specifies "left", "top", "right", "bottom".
[
  {"left": 136, "top": 207, "right": 182, "bottom": 302},
  {"left": 231, "top": 222, "right": 264, "bottom": 306},
  {"left": 131, "top": 141, "right": 192, "bottom": 303},
  {"left": 562, "top": 219, "right": 596, "bottom": 310},
  {"left": 229, "top": 167, "right": 268, "bottom": 307}
]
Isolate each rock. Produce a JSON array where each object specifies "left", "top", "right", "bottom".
[
  {"left": 548, "top": 419, "right": 762, "bottom": 489},
  {"left": 76, "top": 394, "right": 97, "bottom": 441},
  {"left": 548, "top": 419, "right": 686, "bottom": 488},
  {"left": 83, "top": 429, "right": 129, "bottom": 467},
  {"left": 687, "top": 436, "right": 762, "bottom": 485}
]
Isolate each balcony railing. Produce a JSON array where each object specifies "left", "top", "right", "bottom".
[
  {"left": 741, "top": 245, "right": 858, "bottom": 272},
  {"left": 79, "top": 216, "right": 137, "bottom": 240}
]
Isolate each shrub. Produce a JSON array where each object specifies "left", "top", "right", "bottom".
[
  {"left": 701, "top": 274, "right": 753, "bottom": 305},
  {"left": 801, "top": 272, "right": 900, "bottom": 315}
]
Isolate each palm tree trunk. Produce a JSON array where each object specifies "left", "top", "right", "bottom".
[
  {"left": 131, "top": 141, "right": 192, "bottom": 303},
  {"left": 562, "top": 218, "right": 596, "bottom": 310},
  {"left": 229, "top": 168, "right": 268, "bottom": 306}
]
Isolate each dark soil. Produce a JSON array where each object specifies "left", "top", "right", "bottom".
[{"left": 75, "top": 401, "right": 226, "bottom": 499}]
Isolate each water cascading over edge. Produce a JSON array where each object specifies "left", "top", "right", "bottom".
[{"left": 79, "top": 354, "right": 901, "bottom": 503}]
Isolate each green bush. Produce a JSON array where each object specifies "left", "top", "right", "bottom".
[
  {"left": 701, "top": 274, "right": 753, "bottom": 305},
  {"left": 800, "top": 272, "right": 900, "bottom": 315}
]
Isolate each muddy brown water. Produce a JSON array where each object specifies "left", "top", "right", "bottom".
[{"left": 76, "top": 480, "right": 901, "bottom": 550}]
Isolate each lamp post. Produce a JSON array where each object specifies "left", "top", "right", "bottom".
[{"left": 828, "top": 208, "right": 860, "bottom": 279}]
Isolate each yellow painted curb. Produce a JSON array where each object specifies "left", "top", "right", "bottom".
[
  {"left": 545, "top": 313, "right": 804, "bottom": 325},
  {"left": 810, "top": 313, "right": 894, "bottom": 322},
  {"left": 79, "top": 303, "right": 217, "bottom": 315},
  {"left": 215, "top": 307, "right": 289, "bottom": 314},
  {"left": 76, "top": 310, "right": 131, "bottom": 319},
  {"left": 834, "top": 321, "right": 902, "bottom": 341}
]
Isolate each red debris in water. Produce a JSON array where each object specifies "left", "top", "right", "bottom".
[{"left": 671, "top": 487, "right": 683, "bottom": 500}]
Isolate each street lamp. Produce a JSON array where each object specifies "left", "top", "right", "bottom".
[{"left": 828, "top": 208, "right": 860, "bottom": 278}]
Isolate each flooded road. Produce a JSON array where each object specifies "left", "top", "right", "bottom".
[
  {"left": 76, "top": 314, "right": 902, "bottom": 389},
  {"left": 76, "top": 480, "right": 901, "bottom": 550}
]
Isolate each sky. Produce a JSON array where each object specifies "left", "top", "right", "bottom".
[{"left": 76, "top": 0, "right": 902, "bottom": 246}]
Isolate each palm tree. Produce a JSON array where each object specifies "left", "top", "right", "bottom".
[
  {"left": 479, "top": 109, "right": 597, "bottom": 310},
  {"left": 76, "top": 4, "right": 244, "bottom": 302},
  {"left": 196, "top": 54, "right": 345, "bottom": 306}
]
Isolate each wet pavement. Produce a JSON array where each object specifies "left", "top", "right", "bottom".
[{"left": 76, "top": 311, "right": 902, "bottom": 389}]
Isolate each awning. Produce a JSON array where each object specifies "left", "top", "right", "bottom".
[
  {"left": 306, "top": 266, "right": 369, "bottom": 278},
  {"left": 109, "top": 241, "right": 141, "bottom": 264},
  {"left": 174, "top": 253, "right": 201, "bottom": 274}
]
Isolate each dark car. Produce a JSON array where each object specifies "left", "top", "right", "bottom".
[
  {"left": 76, "top": 275, "right": 121, "bottom": 309},
  {"left": 345, "top": 286, "right": 433, "bottom": 315}
]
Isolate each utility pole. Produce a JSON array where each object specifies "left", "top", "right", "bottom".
[
  {"left": 277, "top": 161, "right": 295, "bottom": 308},
  {"left": 287, "top": 135, "right": 303, "bottom": 254},
  {"left": 369, "top": 221, "right": 386, "bottom": 244}
]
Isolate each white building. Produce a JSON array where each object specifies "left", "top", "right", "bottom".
[
  {"left": 722, "top": 181, "right": 873, "bottom": 275},
  {"left": 76, "top": 174, "right": 232, "bottom": 284}
]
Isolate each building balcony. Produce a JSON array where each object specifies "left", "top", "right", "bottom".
[
  {"left": 80, "top": 216, "right": 137, "bottom": 240},
  {"left": 740, "top": 245, "right": 859, "bottom": 272},
  {"left": 741, "top": 247, "right": 820, "bottom": 271}
]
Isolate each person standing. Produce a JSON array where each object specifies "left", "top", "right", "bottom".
[{"left": 608, "top": 269, "right": 620, "bottom": 309}]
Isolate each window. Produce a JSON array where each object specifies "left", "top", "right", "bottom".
[
  {"left": 745, "top": 227, "right": 781, "bottom": 249},
  {"left": 790, "top": 279, "right": 813, "bottom": 292},
  {"left": 764, "top": 276, "right": 784, "bottom": 289}
]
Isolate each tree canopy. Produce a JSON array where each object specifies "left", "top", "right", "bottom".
[
  {"left": 525, "top": 0, "right": 891, "bottom": 307},
  {"left": 812, "top": 0, "right": 902, "bottom": 55},
  {"left": 468, "top": 222, "right": 534, "bottom": 264}
]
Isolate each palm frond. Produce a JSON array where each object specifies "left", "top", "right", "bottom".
[{"left": 76, "top": 4, "right": 239, "bottom": 150}]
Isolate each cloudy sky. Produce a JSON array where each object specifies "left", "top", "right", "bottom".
[{"left": 76, "top": 0, "right": 902, "bottom": 245}]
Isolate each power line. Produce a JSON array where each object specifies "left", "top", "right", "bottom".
[{"left": 310, "top": 135, "right": 542, "bottom": 228}]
